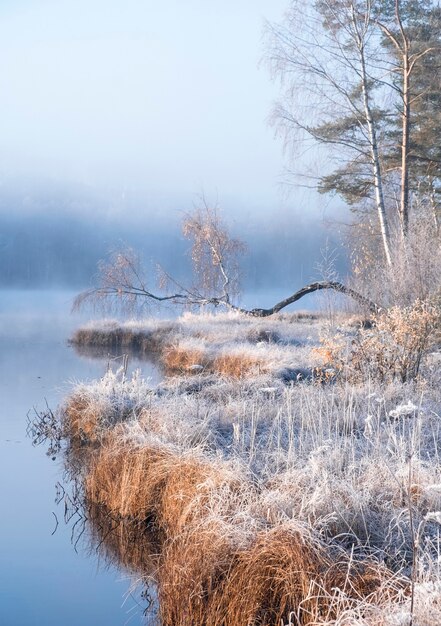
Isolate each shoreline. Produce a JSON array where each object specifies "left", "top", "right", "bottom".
[{"left": 41, "top": 309, "right": 441, "bottom": 623}]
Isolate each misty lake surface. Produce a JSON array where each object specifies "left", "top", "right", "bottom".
[{"left": 0, "top": 290, "right": 161, "bottom": 626}]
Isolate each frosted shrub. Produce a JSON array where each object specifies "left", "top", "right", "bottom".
[{"left": 320, "top": 300, "right": 439, "bottom": 383}]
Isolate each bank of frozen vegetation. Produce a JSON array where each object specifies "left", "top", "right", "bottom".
[
  {"left": 36, "top": 297, "right": 436, "bottom": 625},
  {"left": 51, "top": 191, "right": 441, "bottom": 624},
  {"left": 35, "top": 0, "right": 441, "bottom": 621}
]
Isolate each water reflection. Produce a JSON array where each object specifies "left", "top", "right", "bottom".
[
  {"left": 72, "top": 341, "right": 162, "bottom": 381},
  {"left": 0, "top": 290, "right": 162, "bottom": 626},
  {"left": 29, "top": 405, "right": 160, "bottom": 625}
]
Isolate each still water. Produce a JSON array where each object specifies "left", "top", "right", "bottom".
[{"left": 0, "top": 290, "right": 160, "bottom": 626}]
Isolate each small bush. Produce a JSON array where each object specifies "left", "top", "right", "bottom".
[{"left": 319, "top": 300, "right": 439, "bottom": 383}]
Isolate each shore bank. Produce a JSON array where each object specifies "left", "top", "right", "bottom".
[{"left": 45, "top": 310, "right": 441, "bottom": 624}]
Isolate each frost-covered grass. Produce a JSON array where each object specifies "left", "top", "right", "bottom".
[
  {"left": 71, "top": 310, "right": 326, "bottom": 378},
  {"left": 62, "top": 310, "right": 441, "bottom": 624}
]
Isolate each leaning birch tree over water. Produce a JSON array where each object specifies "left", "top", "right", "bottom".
[{"left": 74, "top": 202, "right": 379, "bottom": 316}]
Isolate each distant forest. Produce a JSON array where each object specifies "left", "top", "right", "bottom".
[{"left": 0, "top": 184, "right": 345, "bottom": 292}]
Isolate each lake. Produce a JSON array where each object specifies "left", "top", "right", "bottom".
[{"left": 0, "top": 290, "right": 160, "bottom": 626}]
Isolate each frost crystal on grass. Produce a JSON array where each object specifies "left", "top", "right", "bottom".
[
  {"left": 388, "top": 401, "right": 418, "bottom": 420},
  {"left": 363, "top": 414, "right": 374, "bottom": 435},
  {"left": 258, "top": 387, "right": 279, "bottom": 394},
  {"left": 425, "top": 484, "right": 441, "bottom": 493},
  {"left": 425, "top": 511, "right": 441, "bottom": 524},
  {"left": 386, "top": 609, "right": 412, "bottom": 626}
]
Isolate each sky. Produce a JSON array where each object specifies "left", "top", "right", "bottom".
[
  {"left": 0, "top": 0, "right": 316, "bottom": 217},
  {"left": 0, "top": 0, "right": 350, "bottom": 292}
]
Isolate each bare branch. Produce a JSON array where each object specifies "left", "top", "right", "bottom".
[
  {"left": 73, "top": 204, "right": 246, "bottom": 314},
  {"left": 245, "top": 281, "right": 379, "bottom": 317}
]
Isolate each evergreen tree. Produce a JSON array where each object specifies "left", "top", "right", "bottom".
[{"left": 267, "top": 0, "right": 441, "bottom": 260}]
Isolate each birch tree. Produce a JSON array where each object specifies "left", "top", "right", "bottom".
[
  {"left": 74, "top": 203, "right": 379, "bottom": 316},
  {"left": 266, "top": 0, "right": 441, "bottom": 261}
]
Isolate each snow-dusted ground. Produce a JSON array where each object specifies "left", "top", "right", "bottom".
[
  {"left": 64, "top": 310, "right": 441, "bottom": 623},
  {"left": 71, "top": 310, "right": 326, "bottom": 377}
]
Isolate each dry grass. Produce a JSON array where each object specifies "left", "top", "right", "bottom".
[
  {"left": 163, "top": 344, "right": 268, "bottom": 377},
  {"left": 61, "top": 368, "right": 153, "bottom": 444},
  {"left": 71, "top": 310, "right": 325, "bottom": 380},
  {"left": 319, "top": 299, "right": 440, "bottom": 383},
  {"left": 209, "top": 524, "right": 335, "bottom": 625},
  {"left": 71, "top": 321, "right": 176, "bottom": 355},
  {"left": 49, "top": 308, "right": 441, "bottom": 623},
  {"left": 63, "top": 395, "right": 102, "bottom": 442},
  {"left": 156, "top": 517, "right": 397, "bottom": 625},
  {"left": 85, "top": 440, "right": 167, "bottom": 520},
  {"left": 157, "top": 517, "right": 245, "bottom": 626},
  {"left": 209, "top": 525, "right": 391, "bottom": 626},
  {"left": 162, "top": 345, "right": 209, "bottom": 373},
  {"left": 85, "top": 433, "right": 393, "bottom": 625},
  {"left": 85, "top": 435, "right": 251, "bottom": 535},
  {"left": 213, "top": 351, "right": 266, "bottom": 377}
]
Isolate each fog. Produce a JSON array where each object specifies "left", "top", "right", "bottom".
[
  {"left": 0, "top": 179, "right": 347, "bottom": 296},
  {"left": 0, "top": 0, "right": 349, "bottom": 299},
  {"left": 0, "top": 0, "right": 288, "bottom": 196}
]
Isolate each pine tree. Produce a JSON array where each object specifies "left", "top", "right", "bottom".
[
  {"left": 381, "top": 1, "right": 441, "bottom": 230},
  {"left": 267, "top": 0, "right": 441, "bottom": 261}
]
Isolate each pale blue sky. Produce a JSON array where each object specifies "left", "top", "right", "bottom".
[{"left": 0, "top": 0, "right": 320, "bottom": 217}]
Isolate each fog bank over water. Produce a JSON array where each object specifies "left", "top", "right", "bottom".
[
  {"left": 0, "top": 0, "right": 351, "bottom": 300},
  {"left": 0, "top": 180, "right": 348, "bottom": 293}
]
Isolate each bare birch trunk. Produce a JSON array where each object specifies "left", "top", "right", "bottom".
[
  {"left": 396, "top": 0, "right": 411, "bottom": 241},
  {"left": 355, "top": 24, "right": 393, "bottom": 266},
  {"left": 400, "top": 54, "right": 410, "bottom": 238},
  {"left": 429, "top": 178, "right": 440, "bottom": 234}
]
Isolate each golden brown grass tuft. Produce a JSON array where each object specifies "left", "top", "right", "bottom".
[
  {"left": 158, "top": 457, "right": 246, "bottom": 535},
  {"left": 157, "top": 521, "right": 391, "bottom": 626},
  {"left": 85, "top": 440, "right": 169, "bottom": 520},
  {"left": 63, "top": 393, "right": 135, "bottom": 444},
  {"left": 205, "top": 523, "right": 329, "bottom": 625},
  {"left": 162, "top": 344, "right": 266, "bottom": 378},
  {"left": 213, "top": 352, "right": 266, "bottom": 378},
  {"left": 85, "top": 437, "right": 248, "bottom": 534},
  {"left": 158, "top": 517, "right": 241, "bottom": 626},
  {"left": 162, "top": 346, "right": 208, "bottom": 373},
  {"left": 324, "top": 557, "right": 392, "bottom": 604}
]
